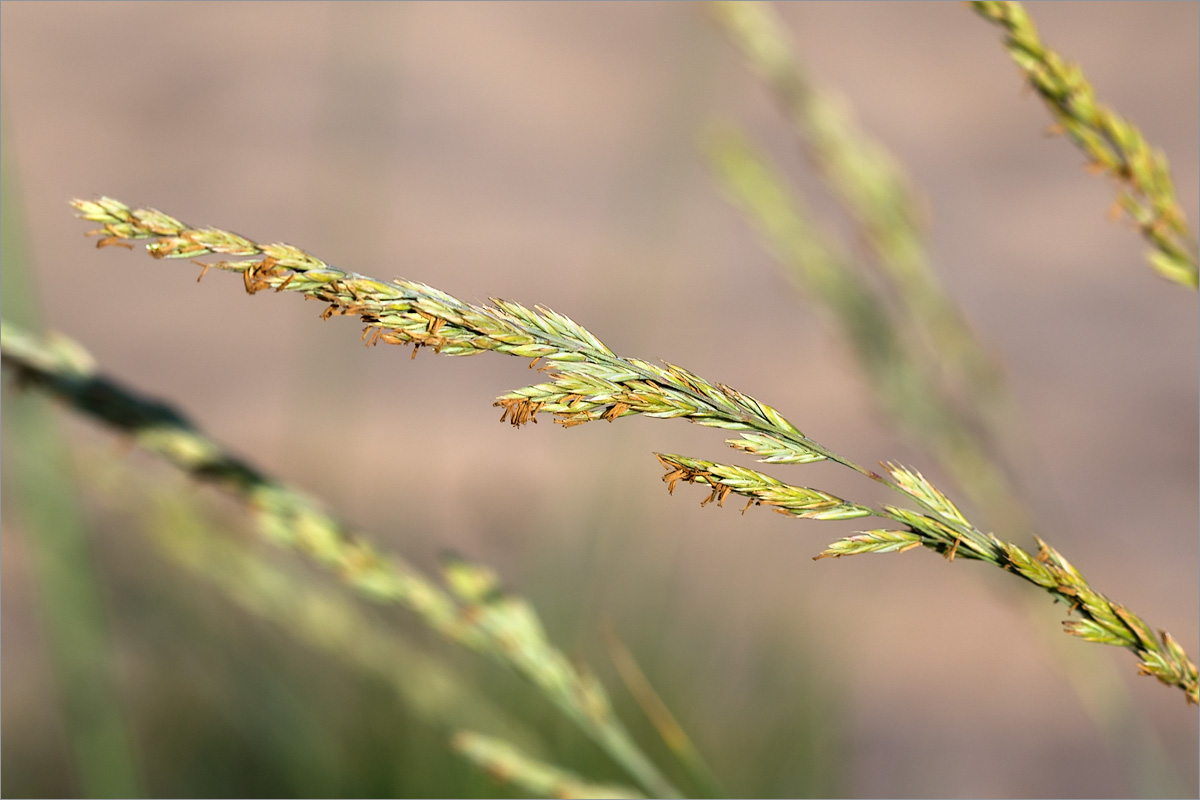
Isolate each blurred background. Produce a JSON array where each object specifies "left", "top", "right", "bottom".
[{"left": 1, "top": 2, "right": 1196, "bottom": 797}]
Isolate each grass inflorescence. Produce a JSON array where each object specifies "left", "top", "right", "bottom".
[
  {"left": 0, "top": 316, "right": 679, "bottom": 799},
  {"left": 60, "top": 196, "right": 1199, "bottom": 705},
  {"left": 451, "top": 731, "right": 645, "bottom": 799},
  {"left": 708, "top": 0, "right": 1006, "bottom": 408},
  {"left": 972, "top": 0, "right": 1199, "bottom": 288},
  {"left": 705, "top": 2, "right": 1189, "bottom": 782},
  {"left": 705, "top": 2, "right": 1036, "bottom": 579}
]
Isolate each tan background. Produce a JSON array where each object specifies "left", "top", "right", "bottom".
[{"left": 2, "top": 2, "right": 1197, "bottom": 797}]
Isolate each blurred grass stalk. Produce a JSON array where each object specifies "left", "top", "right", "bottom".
[
  {"left": 706, "top": 0, "right": 1024, "bottom": 530},
  {"left": 0, "top": 319, "right": 682, "bottom": 799},
  {"left": 128, "top": 477, "right": 545, "bottom": 764},
  {"left": 109, "top": 455, "right": 664, "bottom": 798},
  {"left": 705, "top": 1, "right": 1191, "bottom": 791},
  {"left": 602, "top": 623, "right": 726, "bottom": 799},
  {"left": 708, "top": 0, "right": 1012, "bottom": 416},
  {"left": 452, "top": 731, "right": 645, "bottom": 800},
  {"left": 703, "top": 128, "right": 1023, "bottom": 533},
  {"left": 0, "top": 125, "right": 142, "bottom": 796},
  {"left": 972, "top": 0, "right": 1199, "bottom": 289}
]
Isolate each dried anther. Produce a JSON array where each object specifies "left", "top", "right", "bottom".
[
  {"left": 414, "top": 310, "right": 446, "bottom": 337},
  {"left": 656, "top": 456, "right": 716, "bottom": 502},
  {"left": 242, "top": 257, "right": 279, "bottom": 295},
  {"left": 700, "top": 484, "right": 732, "bottom": 508},
  {"left": 661, "top": 469, "right": 685, "bottom": 494},
  {"left": 496, "top": 397, "right": 544, "bottom": 427},
  {"left": 944, "top": 536, "right": 961, "bottom": 562},
  {"left": 601, "top": 402, "right": 630, "bottom": 422}
]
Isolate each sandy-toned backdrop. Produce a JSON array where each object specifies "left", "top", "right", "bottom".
[{"left": 2, "top": 2, "right": 1196, "bottom": 797}]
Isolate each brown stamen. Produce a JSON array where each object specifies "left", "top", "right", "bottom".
[{"left": 945, "top": 537, "right": 961, "bottom": 562}]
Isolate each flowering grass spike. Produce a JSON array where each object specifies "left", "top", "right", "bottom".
[{"left": 61, "top": 197, "right": 1199, "bottom": 704}]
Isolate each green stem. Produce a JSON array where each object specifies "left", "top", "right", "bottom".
[{"left": 1, "top": 134, "right": 142, "bottom": 796}]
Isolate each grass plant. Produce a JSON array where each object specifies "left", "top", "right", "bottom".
[
  {"left": 0, "top": 317, "right": 677, "bottom": 799},
  {"left": 704, "top": 3, "right": 1190, "bottom": 788},
  {"left": 0, "top": 139, "right": 142, "bottom": 797},
  {"left": 26, "top": 195, "right": 1193, "bottom": 707},
  {"left": 2, "top": 6, "right": 1194, "bottom": 795},
  {"left": 137, "top": 488, "right": 538, "bottom": 753},
  {"left": 451, "top": 731, "right": 645, "bottom": 800},
  {"left": 972, "top": 0, "right": 1199, "bottom": 288},
  {"left": 708, "top": 1, "right": 1008, "bottom": 417}
]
